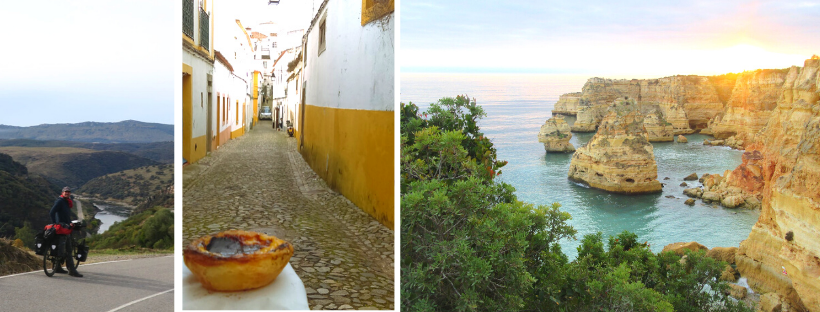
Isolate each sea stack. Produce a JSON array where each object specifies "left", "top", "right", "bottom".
[
  {"left": 643, "top": 108, "right": 675, "bottom": 142},
  {"left": 568, "top": 99, "right": 662, "bottom": 194},
  {"left": 538, "top": 116, "right": 575, "bottom": 153}
]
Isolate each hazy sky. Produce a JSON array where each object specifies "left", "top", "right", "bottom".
[
  {"left": 402, "top": 0, "right": 820, "bottom": 76},
  {"left": 220, "top": 0, "right": 316, "bottom": 31},
  {"left": 0, "top": 1, "right": 174, "bottom": 127}
]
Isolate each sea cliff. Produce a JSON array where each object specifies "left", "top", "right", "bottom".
[
  {"left": 726, "top": 59, "right": 820, "bottom": 311},
  {"left": 555, "top": 75, "right": 733, "bottom": 133},
  {"left": 554, "top": 58, "right": 819, "bottom": 309},
  {"left": 704, "top": 69, "right": 790, "bottom": 149}
]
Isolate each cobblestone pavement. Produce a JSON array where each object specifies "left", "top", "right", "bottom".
[{"left": 183, "top": 121, "right": 394, "bottom": 310}]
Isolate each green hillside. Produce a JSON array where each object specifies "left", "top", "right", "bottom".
[
  {"left": 86, "top": 207, "right": 173, "bottom": 250},
  {"left": 0, "top": 153, "right": 56, "bottom": 239},
  {"left": 0, "top": 147, "right": 158, "bottom": 188},
  {"left": 0, "top": 139, "right": 172, "bottom": 164},
  {"left": 0, "top": 120, "right": 173, "bottom": 143},
  {"left": 78, "top": 164, "right": 173, "bottom": 206}
]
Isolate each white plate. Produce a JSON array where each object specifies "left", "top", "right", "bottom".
[{"left": 183, "top": 263, "right": 309, "bottom": 310}]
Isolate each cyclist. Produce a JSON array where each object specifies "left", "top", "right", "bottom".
[{"left": 48, "top": 186, "right": 83, "bottom": 277}]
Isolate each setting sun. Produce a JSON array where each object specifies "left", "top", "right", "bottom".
[{"left": 698, "top": 44, "right": 806, "bottom": 74}]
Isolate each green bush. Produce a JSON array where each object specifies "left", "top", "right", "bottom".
[
  {"left": 86, "top": 207, "right": 173, "bottom": 250},
  {"left": 14, "top": 221, "right": 36, "bottom": 250}
]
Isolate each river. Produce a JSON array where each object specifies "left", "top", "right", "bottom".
[{"left": 92, "top": 202, "right": 130, "bottom": 233}]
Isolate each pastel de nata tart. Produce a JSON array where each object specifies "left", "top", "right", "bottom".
[{"left": 184, "top": 230, "right": 294, "bottom": 291}]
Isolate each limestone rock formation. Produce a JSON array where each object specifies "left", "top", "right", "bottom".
[
  {"left": 684, "top": 198, "right": 695, "bottom": 206},
  {"left": 720, "top": 265, "right": 739, "bottom": 282},
  {"left": 677, "top": 135, "right": 688, "bottom": 143},
  {"left": 571, "top": 102, "right": 605, "bottom": 132},
  {"left": 721, "top": 195, "right": 744, "bottom": 208},
  {"left": 705, "top": 68, "right": 790, "bottom": 148},
  {"left": 537, "top": 116, "right": 575, "bottom": 153},
  {"left": 706, "top": 246, "right": 739, "bottom": 264},
  {"left": 725, "top": 58, "right": 820, "bottom": 311},
  {"left": 662, "top": 241, "right": 708, "bottom": 255},
  {"left": 727, "top": 284, "right": 747, "bottom": 299},
  {"left": 702, "top": 191, "right": 721, "bottom": 203},
  {"left": 568, "top": 101, "right": 662, "bottom": 194},
  {"left": 565, "top": 75, "right": 732, "bottom": 133},
  {"left": 571, "top": 78, "right": 640, "bottom": 132},
  {"left": 683, "top": 187, "right": 703, "bottom": 198},
  {"left": 680, "top": 171, "right": 761, "bottom": 209},
  {"left": 643, "top": 109, "right": 674, "bottom": 142},
  {"left": 552, "top": 92, "right": 582, "bottom": 115}
]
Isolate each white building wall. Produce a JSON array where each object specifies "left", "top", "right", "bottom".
[
  {"left": 302, "top": 0, "right": 394, "bottom": 112},
  {"left": 183, "top": 52, "right": 213, "bottom": 139},
  {"left": 285, "top": 70, "right": 301, "bottom": 129},
  {"left": 213, "top": 60, "right": 233, "bottom": 135}
]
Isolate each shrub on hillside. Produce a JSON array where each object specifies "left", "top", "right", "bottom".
[{"left": 86, "top": 207, "right": 173, "bottom": 250}]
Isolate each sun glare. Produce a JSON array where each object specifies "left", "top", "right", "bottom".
[{"left": 690, "top": 44, "right": 805, "bottom": 75}]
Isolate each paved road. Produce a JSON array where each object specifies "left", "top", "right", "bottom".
[
  {"left": 76, "top": 199, "right": 84, "bottom": 220},
  {"left": 0, "top": 256, "right": 173, "bottom": 311},
  {"left": 184, "top": 120, "right": 394, "bottom": 310}
]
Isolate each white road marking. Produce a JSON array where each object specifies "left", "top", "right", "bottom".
[
  {"left": 106, "top": 289, "right": 174, "bottom": 312},
  {"left": 0, "top": 259, "right": 133, "bottom": 279}
]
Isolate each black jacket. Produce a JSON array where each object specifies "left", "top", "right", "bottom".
[{"left": 49, "top": 197, "right": 73, "bottom": 224}]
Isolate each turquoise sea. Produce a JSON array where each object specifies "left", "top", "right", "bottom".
[{"left": 401, "top": 73, "right": 759, "bottom": 259}]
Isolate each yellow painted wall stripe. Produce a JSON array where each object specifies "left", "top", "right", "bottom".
[
  {"left": 298, "top": 104, "right": 394, "bottom": 228},
  {"left": 182, "top": 64, "right": 193, "bottom": 162}
]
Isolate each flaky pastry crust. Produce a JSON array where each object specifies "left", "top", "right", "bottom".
[{"left": 184, "top": 230, "right": 294, "bottom": 291}]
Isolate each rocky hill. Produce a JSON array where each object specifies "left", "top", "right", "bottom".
[
  {"left": 78, "top": 164, "right": 173, "bottom": 206},
  {"left": 0, "top": 153, "right": 55, "bottom": 239},
  {"left": 0, "top": 147, "right": 158, "bottom": 188},
  {"left": 0, "top": 120, "right": 173, "bottom": 143},
  {"left": 0, "top": 238, "right": 41, "bottom": 276},
  {"left": 0, "top": 139, "right": 172, "bottom": 164}
]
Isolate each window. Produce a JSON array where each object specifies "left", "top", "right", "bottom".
[
  {"left": 361, "top": 0, "right": 393, "bottom": 26},
  {"left": 318, "top": 16, "right": 327, "bottom": 56},
  {"left": 272, "top": 42, "right": 277, "bottom": 48},
  {"left": 236, "top": 101, "right": 239, "bottom": 125}
]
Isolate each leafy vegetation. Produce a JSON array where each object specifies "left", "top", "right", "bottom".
[
  {"left": 287, "top": 52, "right": 303, "bottom": 72},
  {"left": 0, "top": 153, "right": 55, "bottom": 239},
  {"left": 85, "top": 207, "right": 173, "bottom": 250},
  {"left": 401, "top": 96, "right": 753, "bottom": 312}
]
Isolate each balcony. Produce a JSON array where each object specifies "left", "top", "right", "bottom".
[
  {"left": 183, "top": 0, "right": 194, "bottom": 38},
  {"left": 199, "top": 7, "right": 210, "bottom": 50}
]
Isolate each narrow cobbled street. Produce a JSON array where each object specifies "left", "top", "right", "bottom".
[{"left": 183, "top": 121, "right": 394, "bottom": 310}]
